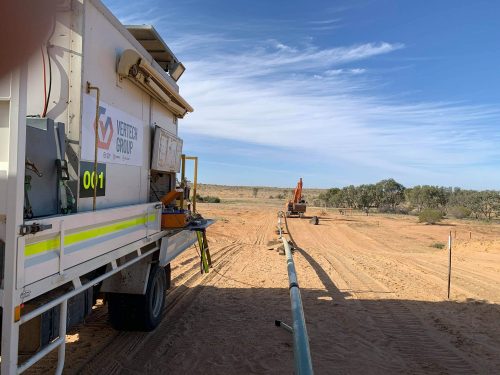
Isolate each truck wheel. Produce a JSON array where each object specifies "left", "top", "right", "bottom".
[
  {"left": 143, "top": 264, "right": 167, "bottom": 331},
  {"left": 107, "top": 265, "right": 167, "bottom": 331}
]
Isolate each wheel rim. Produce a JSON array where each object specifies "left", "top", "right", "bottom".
[{"left": 151, "top": 274, "right": 164, "bottom": 318}]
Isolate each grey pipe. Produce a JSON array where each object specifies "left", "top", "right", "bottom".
[{"left": 282, "top": 237, "right": 314, "bottom": 375}]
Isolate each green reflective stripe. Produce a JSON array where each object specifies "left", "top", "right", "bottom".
[{"left": 24, "top": 214, "right": 157, "bottom": 257}]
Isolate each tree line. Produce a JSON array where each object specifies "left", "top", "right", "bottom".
[{"left": 315, "top": 179, "right": 500, "bottom": 220}]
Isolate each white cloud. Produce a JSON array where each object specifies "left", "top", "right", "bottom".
[
  {"left": 308, "top": 18, "right": 341, "bottom": 25},
  {"left": 178, "top": 39, "right": 500, "bottom": 185},
  {"left": 185, "top": 41, "right": 404, "bottom": 80},
  {"left": 324, "top": 68, "right": 366, "bottom": 76},
  {"left": 104, "top": 0, "right": 500, "bottom": 187}
]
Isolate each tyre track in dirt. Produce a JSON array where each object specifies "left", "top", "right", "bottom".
[
  {"left": 109, "top": 210, "right": 278, "bottom": 373},
  {"left": 80, "top": 210, "right": 278, "bottom": 374},
  {"left": 78, "top": 241, "right": 244, "bottom": 374},
  {"left": 339, "top": 218, "right": 500, "bottom": 286},
  {"left": 323, "top": 246, "right": 478, "bottom": 374},
  {"left": 310, "top": 221, "right": 500, "bottom": 372},
  {"left": 329, "top": 222, "right": 498, "bottom": 301},
  {"left": 30, "top": 205, "right": 498, "bottom": 374},
  {"left": 287, "top": 217, "right": 481, "bottom": 374},
  {"left": 342, "top": 223, "right": 499, "bottom": 301}
]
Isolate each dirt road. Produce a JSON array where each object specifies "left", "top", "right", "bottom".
[{"left": 31, "top": 203, "right": 500, "bottom": 374}]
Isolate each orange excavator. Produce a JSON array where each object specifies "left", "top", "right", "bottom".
[{"left": 285, "top": 178, "right": 307, "bottom": 218}]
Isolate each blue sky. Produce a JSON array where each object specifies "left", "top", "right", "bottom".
[{"left": 104, "top": 0, "right": 500, "bottom": 189}]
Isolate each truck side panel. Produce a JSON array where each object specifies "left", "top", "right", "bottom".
[
  {"left": 78, "top": 1, "right": 179, "bottom": 211},
  {"left": 20, "top": 203, "right": 161, "bottom": 286}
]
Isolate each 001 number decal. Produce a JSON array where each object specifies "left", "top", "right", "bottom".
[
  {"left": 79, "top": 161, "right": 106, "bottom": 198},
  {"left": 82, "top": 171, "right": 104, "bottom": 190}
]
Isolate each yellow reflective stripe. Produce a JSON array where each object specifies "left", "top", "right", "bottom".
[
  {"left": 24, "top": 237, "right": 61, "bottom": 257},
  {"left": 64, "top": 214, "right": 156, "bottom": 246},
  {"left": 24, "top": 214, "right": 157, "bottom": 257}
]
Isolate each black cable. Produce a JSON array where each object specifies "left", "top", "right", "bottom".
[
  {"left": 41, "top": 47, "right": 47, "bottom": 116},
  {"left": 42, "top": 18, "right": 56, "bottom": 117},
  {"left": 43, "top": 43, "right": 52, "bottom": 117}
]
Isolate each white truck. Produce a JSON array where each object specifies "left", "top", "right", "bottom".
[{"left": 0, "top": 1, "right": 212, "bottom": 373}]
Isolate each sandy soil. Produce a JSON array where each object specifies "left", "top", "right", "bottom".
[{"left": 28, "top": 202, "right": 500, "bottom": 374}]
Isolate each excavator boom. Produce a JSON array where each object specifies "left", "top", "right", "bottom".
[
  {"left": 293, "top": 178, "right": 303, "bottom": 204},
  {"left": 286, "top": 178, "right": 307, "bottom": 218}
]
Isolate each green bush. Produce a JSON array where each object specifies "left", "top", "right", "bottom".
[
  {"left": 430, "top": 242, "right": 445, "bottom": 249},
  {"left": 448, "top": 206, "right": 471, "bottom": 219},
  {"left": 418, "top": 209, "right": 444, "bottom": 224},
  {"left": 196, "top": 195, "right": 220, "bottom": 203}
]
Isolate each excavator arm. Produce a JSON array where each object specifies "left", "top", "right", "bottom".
[
  {"left": 286, "top": 178, "right": 307, "bottom": 217},
  {"left": 293, "top": 178, "right": 303, "bottom": 204}
]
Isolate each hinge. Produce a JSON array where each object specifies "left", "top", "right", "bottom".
[{"left": 19, "top": 223, "right": 53, "bottom": 236}]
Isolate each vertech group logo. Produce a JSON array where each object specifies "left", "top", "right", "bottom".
[
  {"left": 95, "top": 105, "right": 114, "bottom": 150},
  {"left": 83, "top": 94, "right": 143, "bottom": 167}
]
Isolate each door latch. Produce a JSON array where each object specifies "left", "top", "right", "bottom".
[{"left": 19, "top": 223, "right": 53, "bottom": 236}]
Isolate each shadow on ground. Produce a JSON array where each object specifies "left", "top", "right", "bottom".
[{"left": 26, "top": 250, "right": 500, "bottom": 375}]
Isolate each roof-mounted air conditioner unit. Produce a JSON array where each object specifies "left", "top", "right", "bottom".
[{"left": 117, "top": 49, "right": 193, "bottom": 118}]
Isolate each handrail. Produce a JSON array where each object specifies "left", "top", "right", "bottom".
[
  {"left": 19, "top": 245, "right": 159, "bottom": 324},
  {"left": 278, "top": 212, "right": 314, "bottom": 375},
  {"left": 86, "top": 82, "right": 100, "bottom": 211}
]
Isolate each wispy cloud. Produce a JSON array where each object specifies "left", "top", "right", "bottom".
[
  {"left": 307, "top": 18, "right": 343, "bottom": 31},
  {"left": 104, "top": 0, "right": 500, "bottom": 188},
  {"left": 183, "top": 41, "right": 404, "bottom": 80},
  {"left": 177, "top": 39, "right": 500, "bottom": 185},
  {"left": 106, "top": 2, "right": 168, "bottom": 26},
  {"left": 309, "top": 18, "right": 341, "bottom": 25}
]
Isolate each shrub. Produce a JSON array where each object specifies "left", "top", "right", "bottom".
[
  {"left": 377, "top": 205, "right": 392, "bottom": 213},
  {"left": 205, "top": 196, "right": 220, "bottom": 203},
  {"left": 196, "top": 195, "right": 220, "bottom": 203},
  {"left": 448, "top": 206, "right": 471, "bottom": 219},
  {"left": 252, "top": 187, "right": 259, "bottom": 198},
  {"left": 408, "top": 208, "right": 420, "bottom": 216},
  {"left": 394, "top": 206, "right": 410, "bottom": 215},
  {"left": 430, "top": 242, "right": 445, "bottom": 249},
  {"left": 418, "top": 209, "right": 444, "bottom": 224},
  {"left": 377, "top": 205, "right": 409, "bottom": 214}
]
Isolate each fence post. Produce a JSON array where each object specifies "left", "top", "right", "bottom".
[{"left": 447, "top": 231, "right": 452, "bottom": 299}]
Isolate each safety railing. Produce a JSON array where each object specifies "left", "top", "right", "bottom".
[{"left": 16, "top": 244, "right": 159, "bottom": 374}]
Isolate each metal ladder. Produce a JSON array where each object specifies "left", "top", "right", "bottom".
[{"left": 196, "top": 230, "right": 212, "bottom": 273}]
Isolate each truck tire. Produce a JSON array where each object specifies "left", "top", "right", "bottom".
[{"left": 107, "top": 265, "right": 167, "bottom": 331}]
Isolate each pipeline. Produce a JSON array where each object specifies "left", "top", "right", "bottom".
[{"left": 277, "top": 212, "right": 314, "bottom": 375}]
